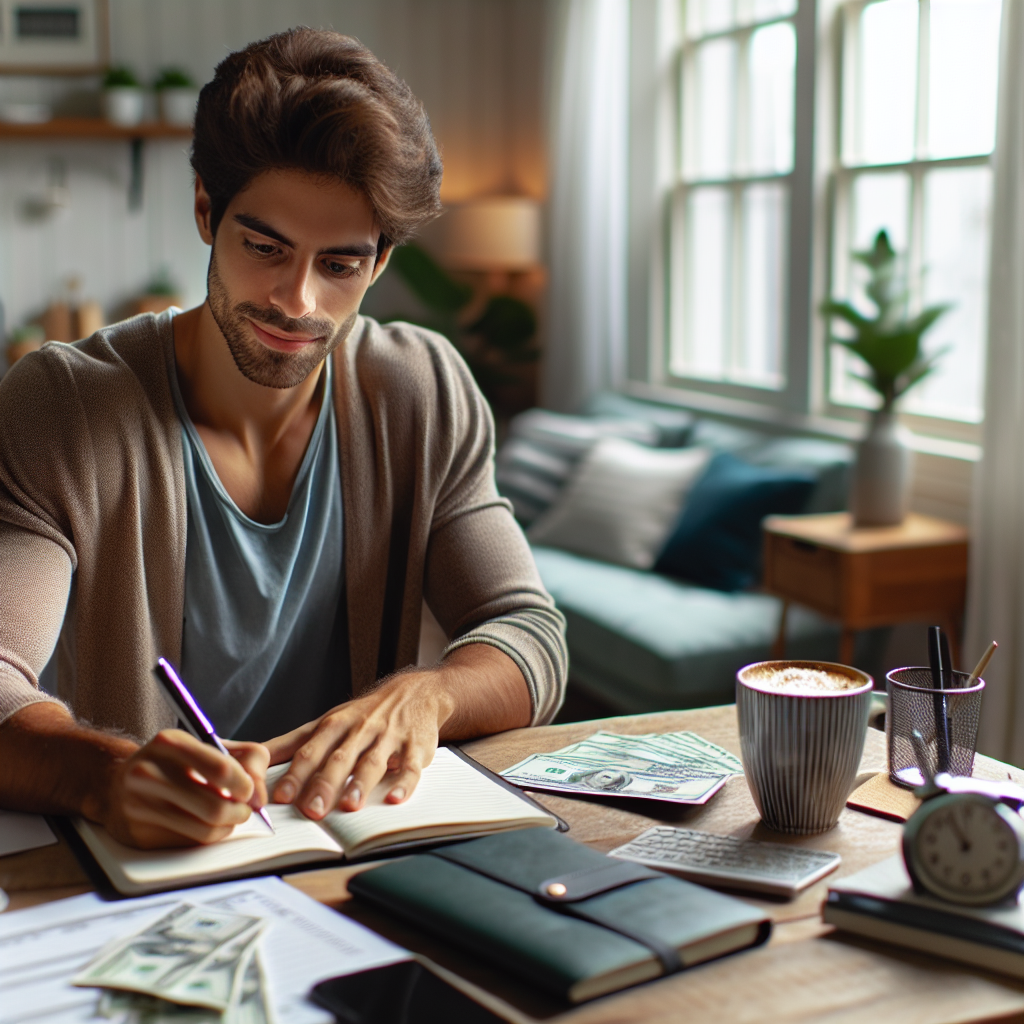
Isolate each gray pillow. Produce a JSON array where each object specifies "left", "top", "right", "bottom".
[
  {"left": 527, "top": 438, "right": 711, "bottom": 570},
  {"left": 495, "top": 410, "right": 660, "bottom": 525}
]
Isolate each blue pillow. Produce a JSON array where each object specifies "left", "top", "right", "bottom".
[{"left": 654, "top": 452, "right": 816, "bottom": 592}]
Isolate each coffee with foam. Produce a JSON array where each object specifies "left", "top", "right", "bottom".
[{"left": 741, "top": 664, "right": 865, "bottom": 696}]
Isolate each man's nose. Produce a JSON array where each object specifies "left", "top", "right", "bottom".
[{"left": 269, "top": 260, "right": 317, "bottom": 321}]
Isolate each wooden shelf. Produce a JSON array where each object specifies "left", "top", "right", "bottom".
[{"left": 0, "top": 117, "right": 191, "bottom": 139}]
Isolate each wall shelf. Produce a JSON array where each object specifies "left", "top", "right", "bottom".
[
  {"left": 0, "top": 118, "right": 192, "bottom": 209},
  {"left": 0, "top": 118, "right": 191, "bottom": 140}
]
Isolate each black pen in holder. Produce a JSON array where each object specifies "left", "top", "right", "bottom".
[
  {"left": 927, "top": 626, "right": 953, "bottom": 774},
  {"left": 886, "top": 665, "right": 984, "bottom": 788}
]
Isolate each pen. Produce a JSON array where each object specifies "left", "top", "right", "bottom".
[
  {"left": 927, "top": 625, "right": 952, "bottom": 774},
  {"left": 153, "top": 657, "right": 275, "bottom": 834}
]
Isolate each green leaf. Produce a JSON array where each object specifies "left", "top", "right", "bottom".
[
  {"left": 389, "top": 245, "right": 473, "bottom": 315},
  {"left": 466, "top": 295, "right": 537, "bottom": 352}
]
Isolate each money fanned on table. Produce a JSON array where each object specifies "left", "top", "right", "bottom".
[
  {"left": 76, "top": 902, "right": 274, "bottom": 1023},
  {"left": 500, "top": 730, "right": 743, "bottom": 804}
]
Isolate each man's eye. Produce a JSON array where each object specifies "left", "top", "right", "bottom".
[
  {"left": 244, "top": 240, "right": 278, "bottom": 257},
  {"left": 325, "top": 259, "right": 361, "bottom": 278}
]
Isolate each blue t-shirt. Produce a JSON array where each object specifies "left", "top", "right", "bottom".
[{"left": 170, "top": 361, "right": 349, "bottom": 741}]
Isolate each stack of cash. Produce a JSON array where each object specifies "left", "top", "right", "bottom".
[
  {"left": 501, "top": 730, "right": 744, "bottom": 804},
  {"left": 73, "top": 903, "right": 273, "bottom": 1024}
]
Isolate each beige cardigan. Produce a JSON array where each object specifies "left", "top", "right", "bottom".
[{"left": 0, "top": 312, "right": 566, "bottom": 740}]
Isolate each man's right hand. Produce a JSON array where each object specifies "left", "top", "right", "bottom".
[
  {"left": 101, "top": 729, "right": 270, "bottom": 849},
  {"left": 0, "top": 703, "right": 269, "bottom": 850}
]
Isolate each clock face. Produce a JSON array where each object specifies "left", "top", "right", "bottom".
[{"left": 905, "top": 794, "right": 1024, "bottom": 905}]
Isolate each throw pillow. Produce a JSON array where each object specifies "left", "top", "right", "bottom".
[
  {"left": 526, "top": 438, "right": 711, "bottom": 570},
  {"left": 495, "top": 409, "right": 660, "bottom": 525},
  {"left": 654, "top": 452, "right": 816, "bottom": 592}
]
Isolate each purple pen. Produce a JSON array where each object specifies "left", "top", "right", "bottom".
[{"left": 154, "top": 657, "right": 275, "bottom": 834}]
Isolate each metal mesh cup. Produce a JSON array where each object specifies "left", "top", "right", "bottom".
[{"left": 886, "top": 667, "right": 984, "bottom": 788}]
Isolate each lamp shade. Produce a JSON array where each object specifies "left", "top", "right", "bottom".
[{"left": 434, "top": 197, "right": 541, "bottom": 270}]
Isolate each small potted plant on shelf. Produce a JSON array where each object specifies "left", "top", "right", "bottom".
[
  {"left": 102, "top": 66, "right": 145, "bottom": 127},
  {"left": 154, "top": 68, "right": 199, "bottom": 127},
  {"left": 820, "top": 229, "right": 950, "bottom": 526}
]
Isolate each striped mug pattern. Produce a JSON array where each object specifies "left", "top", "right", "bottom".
[{"left": 737, "top": 661, "right": 873, "bottom": 835}]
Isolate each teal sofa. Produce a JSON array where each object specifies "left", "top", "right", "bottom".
[{"left": 498, "top": 394, "right": 884, "bottom": 714}]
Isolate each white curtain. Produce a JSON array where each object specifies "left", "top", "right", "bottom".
[
  {"left": 541, "top": 0, "right": 630, "bottom": 413},
  {"left": 965, "top": 0, "right": 1024, "bottom": 764}
]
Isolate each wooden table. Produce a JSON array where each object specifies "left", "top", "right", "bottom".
[
  {"left": 762, "top": 512, "right": 969, "bottom": 667},
  {"left": 5, "top": 706, "right": 1024, "bottom": 1023}
]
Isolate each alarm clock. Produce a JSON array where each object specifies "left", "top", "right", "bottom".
[{"left": 903, "top": 772, "right": 1024, "bottom": 906}]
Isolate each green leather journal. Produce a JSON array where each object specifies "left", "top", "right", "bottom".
[{"left": 348, "top": 828, "right": 771, "bottom": 1002}]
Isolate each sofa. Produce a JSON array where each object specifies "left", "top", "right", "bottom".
[{"left": 496, "top": 393, "right": 886, "bottom": 715}]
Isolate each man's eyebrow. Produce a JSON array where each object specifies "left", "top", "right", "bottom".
[
  {"left": 234, "top": 213, "right": 295, "bottom": 247},
  {"left": 233, "top": 214, "right": 376, "bottom": 258},
  {"left": 319, "top": 243, "right": 378, "bottom": 258}
]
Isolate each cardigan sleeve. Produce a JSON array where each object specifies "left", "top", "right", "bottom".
[
  {"left": 0, "top": 522, "right": 72, "bottom": 725},
  {"left": 419, "top": 337, "right": 567, "bottom": 726}
]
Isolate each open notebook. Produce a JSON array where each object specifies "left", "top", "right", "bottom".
[{"left": 71, "top": 747, "right": 558, "bottom": 895}]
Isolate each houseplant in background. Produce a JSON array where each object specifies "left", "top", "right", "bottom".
[
  {"left": 387, "top": 244, "right": 539, "bottom": 415},
  {"left": 154, "top": 67, "right": 199, "bottom": 126},
  {"left": 821, "top": 230, "right": 950, "bottom": 526},
  {"left": 102, "top": 66, "right": 144, "bottom": 127}
]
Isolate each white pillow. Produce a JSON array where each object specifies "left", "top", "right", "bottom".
[{"left": 527, "top": 438, "right": 711, "bottom": 569}]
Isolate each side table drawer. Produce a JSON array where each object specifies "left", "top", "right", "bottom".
[{"left": 763, "top": 534, "right": 841, "bottom": 615}]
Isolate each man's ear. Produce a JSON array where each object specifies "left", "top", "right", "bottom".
[
  {"left": 194, "top": 176, "right": 215, "bottom": 245},
  {"left": 370, "top": 246, "right": 393, "bottom": 284}
]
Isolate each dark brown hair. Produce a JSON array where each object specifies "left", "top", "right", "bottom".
[{"left": 190, "top": 28, "right": 443, "bottom": 248}]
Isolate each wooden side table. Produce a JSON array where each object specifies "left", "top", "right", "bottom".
[{"left": 762, "top": 512, "right": 969, "bottom": 668}]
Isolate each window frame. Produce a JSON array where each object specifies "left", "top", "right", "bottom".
[{"left": 626, "top": 0, "right": 991, "bottom": 450}]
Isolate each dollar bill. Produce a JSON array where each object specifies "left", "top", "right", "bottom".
[
  {"left": 159, "top": 921, "right": 264, "bottom": 1010},
  {"left": 75, "top": 903, "right": 263, "bottom": 1010},
  {"left": 95, "top": 949, "right": 273, "bottom": 1024},
  {"left": 500, "top": 730, "right": 742, "bottom": 804}
]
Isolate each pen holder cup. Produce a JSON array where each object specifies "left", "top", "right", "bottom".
[{"left": 886, "top": 667, "right": 984, "bottom": 789}]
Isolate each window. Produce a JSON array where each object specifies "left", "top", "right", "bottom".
[
  {"left": 831, "top": 0, "right": 1001, "bottom": 424},
  {"left": 669, "top": 0, "right": 799, "bottom": 390},
  {"left": 647, "top": 0, "right": 1003, "bottom": 434}
]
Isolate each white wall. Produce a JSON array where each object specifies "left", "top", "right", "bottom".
[{"left": 0, "top": 0, "right": 546, "bottom": 334}]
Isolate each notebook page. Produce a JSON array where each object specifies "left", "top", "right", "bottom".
[
  {"left": 77, "top": 803, "right": 342, "bottom": 889},
  {"left": 321, "top": 747, "right": 554, "bottom": 852}
]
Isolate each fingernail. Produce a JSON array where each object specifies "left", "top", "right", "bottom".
[
  {"left": 345, "top": 787, "right": 361, "bottom": 807},
  {"left": 275, "top": 781, "right": 295, "bottom": 803},
  {"left": 390, "top": 787, "right": 405, "bottom": 802},
  {"left": 308, "top": 795, "right": 325, "bottom": 817}
]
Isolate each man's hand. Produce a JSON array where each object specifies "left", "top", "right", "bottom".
[
  {"left": 101, "top": 730, "right": 270, "bottom": 849},
  {"left": 265, "top": 643, "right": 531, "bottom": 819},
  {"left": 0, "top": 703, "right": 270, "bottom": 850}
]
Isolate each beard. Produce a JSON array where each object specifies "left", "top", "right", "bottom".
[{"left": 206, "top": 251, "right": 355, "bottom": 390}]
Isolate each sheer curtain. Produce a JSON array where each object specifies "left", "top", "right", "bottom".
[
  {"left": 541, "top": 0, "right": 630, "bottom": 413},
  {"left": 965, "top": 0, "right": 1024, "bottom": 763}
]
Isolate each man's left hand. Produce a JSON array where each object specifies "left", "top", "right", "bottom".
[{"left": 264, "top": 643, "right": 530, "bottom": 818}]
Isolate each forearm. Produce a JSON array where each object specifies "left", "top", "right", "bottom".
[
  {"left": 0, "top": 701, "right": 135, "bottom": 822},
  {"left": 435, "top": 642, "right": 532, "bottom": 741}
]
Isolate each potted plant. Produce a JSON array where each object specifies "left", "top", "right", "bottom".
[
  {"left": 154, "top": 68, "right": 199, "bottom": 127},
  {"left": 102, "top": 66, "right": 144, "bottom": 127},
  {"left": 821, "top": 230, "right": 950, "bottom": 526},
  {"left": 386, "top": 244, "right": 539, "bottom": 415}
]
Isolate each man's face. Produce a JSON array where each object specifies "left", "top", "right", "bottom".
[{"left": 197, "top": 168, "right": 388, "bottom": 389}]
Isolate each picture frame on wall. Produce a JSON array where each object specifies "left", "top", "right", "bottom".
[{"left": 0, "top": 0, "right": 109, "bottom": 73}]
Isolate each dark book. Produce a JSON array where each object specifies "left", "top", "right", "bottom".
[
  {"left": 349, "top": 828, "right": 771, "bottom": 1003},
  {"left": 824, "top": 855, "right": 1024, "bottom": 979}
]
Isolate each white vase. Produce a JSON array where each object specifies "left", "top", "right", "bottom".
[
  {"left": 159, "top": 88, "right": 199, "bottom": 127},
  {"left": 850, "top": 408, "right": 914, "bottom": 526},
  {"left": 103, "top": 87, "right": 145, "bottom": 127}
]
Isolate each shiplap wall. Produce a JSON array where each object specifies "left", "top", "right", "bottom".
[{"left": 0, "top": 0, "right": 547, "bottom": 334}]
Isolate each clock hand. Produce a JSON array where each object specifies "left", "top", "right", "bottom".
[{"left": 946, "top": 809, "right": 971, "bottom": 852}]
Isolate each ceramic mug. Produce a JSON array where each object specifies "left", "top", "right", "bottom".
[{"left": 737, "top": 660, "right": 873, "bottom": 834}]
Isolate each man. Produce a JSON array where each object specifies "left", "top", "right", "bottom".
[{"left": 0, "top": 29, "right": 566, "bottom": 849}]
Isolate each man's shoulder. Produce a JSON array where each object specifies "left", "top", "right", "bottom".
[
  {"left": 348, "top": 315, "right": 469, "bottom": 377},
  {"left": 1, "top": 311, "right": 172, "bottom": 404}
]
